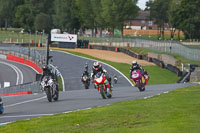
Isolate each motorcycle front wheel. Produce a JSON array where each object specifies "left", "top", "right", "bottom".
[
  {"left": 100, "top": 86, "right": 107, "bottom": 99},
  {"left": 137, "top": 81, "right": 143, "bottom": 92},
  {"left": 46, "top": 88, "right": 52, "bottom": 102},
  {"left": 107, "top": 88, "right": 112, "bottom": 98},
  {"left": 53, "top": 85, "right": 59, "bottom": 101},
  {"left": 85, "top": 82, "right": 89, "bottom": 89}
]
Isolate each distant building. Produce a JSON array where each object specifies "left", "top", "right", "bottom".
[{"left": 125, "top": 11, "right": 169, "bottom": 30}]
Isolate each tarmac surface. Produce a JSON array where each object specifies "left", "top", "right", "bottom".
[
  {"left": 0, "top": 59, "right": 36, "bottom": 87},
  {"left": 0, "top": 50, "right": 196, "bottom": 124}
]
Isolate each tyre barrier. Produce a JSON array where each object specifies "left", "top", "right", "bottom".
[
  {"left": 77, "top": 40, "right": 89, "bottom": 48},
  {"left": 152, "top": 58, "right": 165, "bottom": 68},
  {"left": 177, "top": 72, "right": 190, "bottom": 83},
  {"left": 166, "top": 64, "right": 182, "bottom": 76}
]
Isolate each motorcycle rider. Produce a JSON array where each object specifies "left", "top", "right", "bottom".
[
  {"left": 82, "top": 63, "right": 89, "bottom": 76},
  {"left": 81, "top": 63, "right": 90, "bottom": 82},
  {"left": 40, "top": 65, "right": 56, "bottom": 82},
  {"left": 91, "top": 61, "right": 112, "bottom": 90},
  {"left": 130, "top": 60, "right": 149, "bottom": 85}
]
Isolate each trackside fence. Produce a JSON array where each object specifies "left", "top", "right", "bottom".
[
  {"left": 0, "top": 43, "right": 46, "bottom": 67},
  {"left": 88, "top": 38, "right": 200, "bottom": 62}
]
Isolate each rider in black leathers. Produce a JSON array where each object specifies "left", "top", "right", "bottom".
[
  {"left": 40, "top": 65, "right": 56, "bottom": 82},
  {"left": 130, "top": 60, "right": 149, "bottom": 85},
  {"left": 81, "top": 63, "right": 90, "bottom": 82}
]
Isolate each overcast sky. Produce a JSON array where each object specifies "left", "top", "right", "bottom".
[{"left": 137, "top": 0, "right": 149, "bottom": 10}]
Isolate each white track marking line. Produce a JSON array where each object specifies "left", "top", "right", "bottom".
[
  {"left": 11, "top": 63, "right": 24, "bottom": 84},
  {"left": 54, "top": 50, "right": 134, "bottom": 87},
  {"left": 4, "top": 96, "right": 46, "bottom": 108},
  {"left": 4, "top": 61, "right": 23, "bottom": 84},
  {"left": 0, "top": 61, "right": 20, "bottom": 85},
  {"left": 0, "top": 114, "right": 53, "bottom": 119}
]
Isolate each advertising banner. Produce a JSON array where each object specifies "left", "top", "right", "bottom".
[{"left": 51, "top": 33, "right": 77, "bottom": 43}]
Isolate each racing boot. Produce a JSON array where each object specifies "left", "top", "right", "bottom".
[{"left": 132, "top": 80, "right": 136, "bottom": 86}]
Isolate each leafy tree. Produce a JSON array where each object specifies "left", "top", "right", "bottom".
[
  {"left": 101, "top": 0, "right": 139, "bottom": 38},
  {"left": 91, "top": 0, "right": 106, "bottom": 37},
  {"left": 15, "top": 4, "right": 34, "bottom": 31},
  {"left": 168, "top": 0, "right": 181, "bottom": 40},
  {"left": 34, "top": 13, "right": 52, "bottom": 33},
  {"left": 15, "top": 0, "right": 54, "bottom": 32},
  {"left": 75, "top": 0, "right": 95, "bottom": 36},
  {"left": 146, "top": 0, "right": 170, "bottom": 40},
  {"left": 0, "top": 0, "right": 21, "bottom": 30},
  {"left": 175, "top": 0, "right": 200, "bottom": 39},
  {"left": 53, "top": 0, "right": 80, "bottom": 33}
]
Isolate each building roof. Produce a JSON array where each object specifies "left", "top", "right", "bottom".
[{"left": 135, "top": 11, "right": 150, "bottom": 20}]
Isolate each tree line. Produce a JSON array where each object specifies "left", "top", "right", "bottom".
[
  {"left": 146, "top": 0, "right": 200, "bottom": 40},
  {"left": 0, "top": 0, "right": 139, "bottom": 37},
  {"left": 0, "top": 0, "right": 200, "bottom": 40}
]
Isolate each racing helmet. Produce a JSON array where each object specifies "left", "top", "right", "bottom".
[
  {"left": 42, "top": 65, "right": 48, "bottom": 73},
  {"left": 132, "top": 60, "right": 137, "bottom": 66},
  {"left": 93, "top": 61, "right": 101, "bottom": 70}
]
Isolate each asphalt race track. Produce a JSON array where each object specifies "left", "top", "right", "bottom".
[
  {"left": 0, "top": 50, "right": 196, "bottom": 124},
  {"left": 0, "top": 59, "right": 36, "bottom": 87}
]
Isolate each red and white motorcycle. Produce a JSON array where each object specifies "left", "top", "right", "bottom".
[{"left": 94, "top": 72, "right": 112, "bottom": 99}]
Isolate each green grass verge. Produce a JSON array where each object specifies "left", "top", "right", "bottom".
[
  {"left": 57, "top": 76, "right": 63, "bottom": 91},
  {"left": 53, "top": 49, "right": 179, "bottom": 85},
  {"left": 1, "top": 84, "right": 199, "bottom": 133}
]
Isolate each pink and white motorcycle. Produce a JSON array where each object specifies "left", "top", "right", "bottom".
[{"left": 131, "top": 70, "right": 148, "bottom": 91}]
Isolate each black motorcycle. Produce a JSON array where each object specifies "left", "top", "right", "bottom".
[
  {"left": 0, "top": 97, "right": 4, "bottom": 114},
  {"left": 81, "top": 74, "right": 90, "bottom": 89},
  {"left": 41, "top": 76, "right": 59, "bottom": 102}
]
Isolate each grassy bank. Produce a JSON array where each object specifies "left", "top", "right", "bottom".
[
  {"left": 125, "top": 47, "right": 200, "bottom": 68},
  {"left": 54, "top": 49, "right": 179, "bottom": 85},
  {"left": 1, "top": 84, "right": 199, "bottom": 133}
]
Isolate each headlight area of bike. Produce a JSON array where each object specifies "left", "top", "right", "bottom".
[
  {"left": 95, "top": 76, "right": 103, "bottom": 83},
  {"left": 41, "top": 78, "right": 54, "bottom": 87},
  {"left": 83, "top": 76, "right": 87, "bottom": 81}
]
